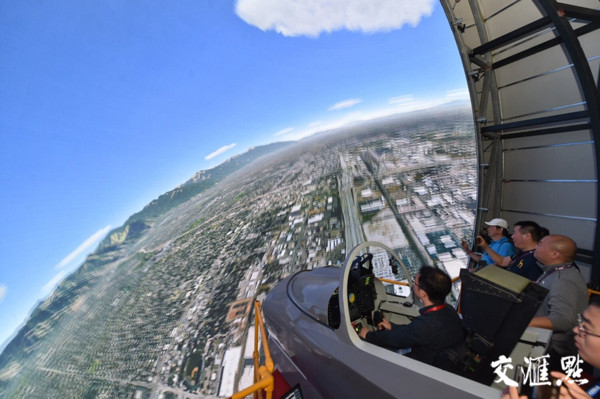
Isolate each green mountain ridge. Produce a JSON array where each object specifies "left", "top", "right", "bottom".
[
  {"left": 98, "top": 141, "right": 293, "bottom": 251},
  {"left": 0, "top": 140, "right": 293, "bottom": 373}
]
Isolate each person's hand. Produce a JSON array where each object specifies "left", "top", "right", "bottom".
[
  {"left": 461, "top": 240, "right": 470, "bottom": 252},
  {"left": 550, "top": 371, "right": 592, "bottom": 399},
  {"left": 501, "top": 386, "right": 527, "bottom": 399},
  {"left": 476, "top": 235, "right": 489, "bottom": 248},
  {"left": 377, "top": 317, "right": 391, "bottom": 331},
  {"left": 358, "top": 327, "right": 369, "bottom": 339}
]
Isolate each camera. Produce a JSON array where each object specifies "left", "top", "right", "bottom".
[{"left": 478, "top": 231, "right": 491, "bottom": 245}]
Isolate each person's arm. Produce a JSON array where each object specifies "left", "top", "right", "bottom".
[
  {"left": 363, "top": 316, "right": 430, "bottom": 349},
  {"left": 358, "top": 317, "right": 391, "bottom": 339},
  {"left": 358, "top": 327, "right": 369, "bottom": 339},
  {"left": 544, "top": 280, "right": 582, "bottom": 332},
  {"left": 477, "top": 236, "right": 511, "bottom": 267},
  {"left": 529, "top": 316, "right": 554, "bottom": 329},
  {"left": 461, "top": 240, "right": 482, "bottom": 262}
]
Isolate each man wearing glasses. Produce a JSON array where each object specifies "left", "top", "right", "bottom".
[
  {"left": 505, "top": 300, "right": 600, "bottom": 398},
  {"left": 550, "top": 300, "right": 600, "bottom": 398},
  {"left": 357, "top": 266, "right": 464, "bottom": 366}
]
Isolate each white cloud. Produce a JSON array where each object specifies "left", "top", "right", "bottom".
[
  {"left": 205, "top": 143, "right": 237, "bottom": 160},
  {"left": 235, "top": 0, "right": 436, "bottom": 37},
  {"left": 0, "top": 285, "right": 6, "bottom": 302},
  {"left": 388, "top": 95, "right": 416, "bottom": 106},
  {"left": 445, "top": 88, "right": 470, "bottom": 100},
  {"left": 54, "top": 225, "right": 111, "bottom": 270},
  {"left": 386, "top": 89, "right": 470, "bottom": 113},
  {"left": 329, "top": 98, "right": 362, "bottom": 111},
  {"left": 42, "top": 270, "right": 67, "bottom": 296},
  {"left": 387, "top": 94, "right": 435, "bottom": 112},
  {"left": 273, "top": 127, "right": 294, "bottom": 137},
  {"left": 285, "top": 114, "right": 363, "bottom": 141}
]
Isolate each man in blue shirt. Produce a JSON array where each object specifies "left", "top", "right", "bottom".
[{"left": 461, "top": 218, "right": 515, "bottom": 268}]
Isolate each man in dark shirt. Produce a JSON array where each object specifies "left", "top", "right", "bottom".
[{"left": 358, "top": 266, "right": 464, "bottom": 366}]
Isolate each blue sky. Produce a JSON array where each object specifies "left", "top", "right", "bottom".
[{"left": 0, "top": 0, "right": 469, "bottom": 348}]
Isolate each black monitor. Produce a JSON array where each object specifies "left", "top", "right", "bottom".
[{"left": 458, "top": 265, "right": 548, "bottom": 385}]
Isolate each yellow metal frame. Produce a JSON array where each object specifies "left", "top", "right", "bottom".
[
  {"left": 379, "top": 278, "right": 409, "bottom": 286},
  {"left": 230, "top": 301, "right": 274, "bottom": 399}
]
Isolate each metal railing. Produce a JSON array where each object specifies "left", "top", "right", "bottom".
[{"left": 230, "top": 301, "right": 274, "bottom": 399}]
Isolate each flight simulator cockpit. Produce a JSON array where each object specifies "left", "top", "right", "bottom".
[
  {"left": 340, "top": 241, "right": 549, "bottom": 385},
  {"left": 343, "top": 246, "right": 420, "bottom": 338},
  {"left": 263, "top": 240, "right": 550, "bottom": 398}
]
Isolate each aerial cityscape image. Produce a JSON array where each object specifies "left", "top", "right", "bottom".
[{"left": 0, "top": 0, "right": 478, "bottom": 398}]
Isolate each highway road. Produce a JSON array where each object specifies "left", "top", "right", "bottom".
[{"left": 338, "top": 155, "right": 365, "bottom": 253}]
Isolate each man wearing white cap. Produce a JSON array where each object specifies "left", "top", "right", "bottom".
[{"left": 461, "top": 218, "right": 515, "bottom": 268}]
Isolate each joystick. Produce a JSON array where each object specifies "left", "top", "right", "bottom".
[{"left": 373, "top": 310, "right": 383, "bottom": 325}]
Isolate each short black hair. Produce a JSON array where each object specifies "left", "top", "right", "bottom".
[
  {"left": 417, "top": 266, "right": 452, "bottom": 304},
  {"left": 514, "top": 220, "right": 544, "bottom": 242}
]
